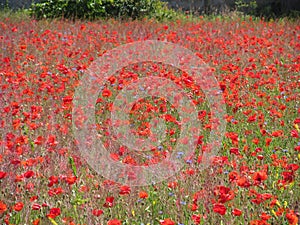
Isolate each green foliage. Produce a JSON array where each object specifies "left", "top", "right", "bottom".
[
  {"left": 235, "top": 0, "right": 257, "bottom": 16},
  {"left": 29, "top": 0, "right": 105, "bottom": 20},
  {"left": 29, "top": 0, "right": 176, "bottom": 20}
]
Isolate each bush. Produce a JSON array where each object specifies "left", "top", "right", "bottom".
[
  {"left": 235, "top": 0, "right": 257, "bottom": 16},
  {"left": 29, "top": 0, "right": 176, "bottom": 20}
]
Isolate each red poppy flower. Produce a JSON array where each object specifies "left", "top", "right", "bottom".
[
  {"left": 287, "top": 164, "right": 299, "bottom": 171},
  {"left": 225, "top": 132, "right": 239, "bottom": 145},
  {"left": 198, "top": 110, "right": 207, "bottom": 120},
  {"left": 168, "top": 181, "right": 178, "bottom": 189},
  {"left": 139, "top": 191, "right": 148, "bottom": 199},
  {"left": 237, "top": 176, "right": 250, "bottom": 188},
  {"left": 261, "top": 193, "right": 273, "bottom": 200},
  {"left": 92, "top": 209, "right": 103, "bottom": 217},
  {"left": 30, "top": 196, "right": 38, "bottom": 202},
  {"left": 228, "top": 171, "right": 239, "bottom": 182},
  {"left": 252, "top": 138, "right": 259, "bottom": 145},
  {"left": 188, "top": 203, "right": 198, "bottom": 211},
  {"left": 102, "top": 88, "right": 112, "bottom": 98},
  {"left": 281, "top": 171, "right": 295, "bottom": 184},
  {"left": 32, "top": 203, "right": 41, "bottom": 210},
  {"left": 286, "top": 210, "right": 298, "bottom": 225},
  {"left": 164, "top": 114, "right": 177, "bottom": 123},
  {"left": 250, "top": 219, "right": 270, "bottom": 225},
  {"left": 252, "top": 171, "right": 268, "bottom": 184},
  {"left": 107, "top": 219, "right": 122, "bottom": 225},
  {"left": 0, "top": 171, "right": 7, "bottom": 179},
  {"left": 47, "top": 135, "right": 58, "bottom": 147},
  {"left": 260, "top": 212, "right": 271, "bottom": 221},
  {"left": 247, "top": 114, "right": 257, "bottom": 122},
  {"left": 230, "top": 147, "right": 240, "bottom": 155},
  {"left": 103, "top": 196, "right": 114, "bottom": 208},
  {"left": 160, "top": 218, "right": 175, "bottom": 225},
  {"left": 47, "top": 207, "right": 61, "bottom": 219},
  {"left": 32, "top": 219, "right": 40, "bottom": 225},
  {"left": 119, "top": 185, "right": 131, "bottom": 195},
  {"left": 48, "top": 187, "right": 64, "bottom": 196},
  {"left": 265, "top": 138, "right": 272, "bottom": 146},
  {"left": 232, "top": 208, "right": 242, "bottom": 216},
  {"left": 213, "top": 203, "right": 227, "bottom": 215},
  {"left": 271, "top": 130, "right": 283, "bottom": 137},
  {"left": 13, "top": 202, "right": 24, "bottom": 211},
  {"left": 191, "top": 214, "right": 201, "bottom": 224},
  {"left": 48, "top": 175, "right": 59, "bottom": 187},
  {"left": 66, "top": 176, "right": 77, "bottom": 185},
  {"left": 0, "top": 201, "right": 7, "bottom": 214},
  {"left": 213, "top": 185, "right": 235, "bottom": 203},
  {"left": 291, "top": 129, "right": 299, "bottom": 138},
  {"left": 23, "top": 170, "right": 35, "bottom": 178}
]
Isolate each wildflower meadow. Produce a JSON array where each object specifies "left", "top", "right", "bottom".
[{"left": 0, "top": 10, "right": 299, "bottom": 225}]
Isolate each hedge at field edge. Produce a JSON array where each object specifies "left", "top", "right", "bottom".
[{"left": 28, "top": 0, "right": 177, "bottom": 21}]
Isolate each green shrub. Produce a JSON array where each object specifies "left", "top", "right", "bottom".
[
  {"left": 235, "top": 0, "right": 257, "bottom": 16},
  {"left": 29, "top": 0, "right": 176, "bottom": 20}
]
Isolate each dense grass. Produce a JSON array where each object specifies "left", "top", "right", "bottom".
[{"left": 0, "top": 12, "right": 299, "bottom": 225}]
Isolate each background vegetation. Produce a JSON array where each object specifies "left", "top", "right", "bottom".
[
  {"left": 0, "top": 0, "right": 299, "bottom": 20},
  {"left": 28, "top": 0, "right": 176, "bottom": 21}
]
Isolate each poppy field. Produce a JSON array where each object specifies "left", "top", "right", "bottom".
[{"left": 0, "top": 14, "right": 299, "bottom": 225}]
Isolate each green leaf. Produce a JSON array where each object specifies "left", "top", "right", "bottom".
[{"left": 69, "top": 156, "right": 77, "bottom": 177}]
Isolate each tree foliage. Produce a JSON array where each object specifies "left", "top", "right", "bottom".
[{"left": 29, "top": 0, "right": 176, "bottom": 20}]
